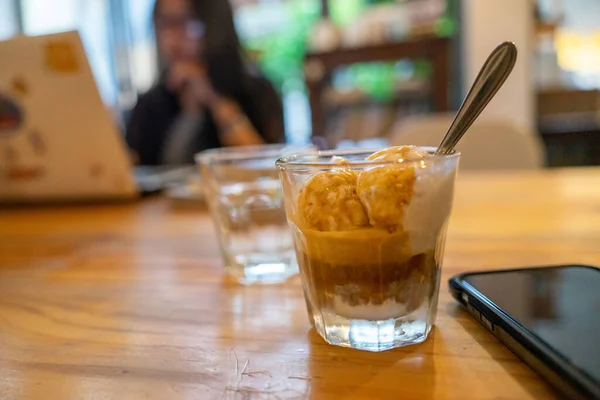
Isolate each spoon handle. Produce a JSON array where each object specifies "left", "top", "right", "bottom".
[{"left": 435, "top": 41, "right": 518, "bottom": 155}]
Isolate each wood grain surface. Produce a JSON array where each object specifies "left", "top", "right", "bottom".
[{"left": 2, "top": 168, "right": 600, "bottom": 399}]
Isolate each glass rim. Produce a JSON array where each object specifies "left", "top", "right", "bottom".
[
  {"left": 276, "top": 146, "right": 460, "bottom": 168},
  {"left": 195, "top": 143, "right": 316, "bottom": 164}
]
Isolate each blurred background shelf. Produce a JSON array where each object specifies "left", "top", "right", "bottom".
[
  {"left": 2, "top": 0, "right": 600, "bottom": 167},
  {"left": 304, "top": 36, "right": 451, "bottom": 142}
]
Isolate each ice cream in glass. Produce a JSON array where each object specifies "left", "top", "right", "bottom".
[{"left": 277, "top": 146, "right": 459, "bottom": 351}]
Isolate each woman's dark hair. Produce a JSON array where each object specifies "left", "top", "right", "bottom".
[{"left": 153, "top": 0, "right": 250, "bottom": 99}]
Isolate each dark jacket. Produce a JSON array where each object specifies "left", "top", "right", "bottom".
[{"left": 126, "top": 75, "right": 284, "bottom": 165}]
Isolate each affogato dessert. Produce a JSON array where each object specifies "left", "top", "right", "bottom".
[{"left": 291, "top": 146, "right": 457, "bottom": 321}]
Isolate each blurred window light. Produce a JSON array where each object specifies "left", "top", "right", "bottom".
[
  {"left": 21, "top": 0, "right": 118, "bottom": 107},
  {"left": 235, "top": 1, "right": 291, "bottom": 39},
  {"left": 539, "top": 0, "right": 600, "bottom": 89},
  {"left": 17, "top": 0, "right": 159, "bottom": 111},
  {"left": 127, "top": 0, "right": 158, "bottom": 93},
  {"left": 21, "top": 0, "right": 80, "bottom": 35},
  {"left": 0, "top": 0, "right": 160, "bottom": 128},
  {"left": 0, "top": 0, "right": 19, "bottom": 40},
  {"left": 555, "top": 31, "right": 600, "bottom": 89},
  {"left": 561, "top": 0, "right": 600, "bottom": 32}
]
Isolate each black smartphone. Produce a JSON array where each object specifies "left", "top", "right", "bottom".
[{"left": 449, "top": 265, "right": 600, "bottom": 399}]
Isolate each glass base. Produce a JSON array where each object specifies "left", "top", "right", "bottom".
[
  {"left": 312, "top": 309, "right": 432, "bottom": 352},
  {"left": 226, "top": 252, "right": 298, "bottom": 285}
]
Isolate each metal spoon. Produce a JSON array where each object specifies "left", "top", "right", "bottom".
[{"left": 435, "top": 41, "right": 518, "bottom": 155}]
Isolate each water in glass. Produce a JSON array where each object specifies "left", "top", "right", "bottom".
[{"left": 211, "top": 178, "right": 297, "bottom": 284}]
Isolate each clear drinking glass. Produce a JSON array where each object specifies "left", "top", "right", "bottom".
[
  {"left": 196, "top": 144, "right": 315, "bottom": 284},
  {"left": 277, "top": 147, "right": 460, "bottom": 351}
]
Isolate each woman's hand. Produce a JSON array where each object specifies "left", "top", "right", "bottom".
[
  {"left": 167, "top": 61, "right": 265, "bottom": 147},
  {"left": 211, "top": 97, "right": 265, "bottom": 146},
  {"left": 167, "top": 61, "right": 217, "bottom": 114}
]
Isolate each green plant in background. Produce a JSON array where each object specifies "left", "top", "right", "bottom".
[
  {"left": 329, "top": 0, "right": 367, "bottom": 26},
  {"left": 365, "top": 0, "right": 396, "bottom": 5},
  {"left": 243, "top": 0, "right": 320, "bottom": 93},
  {"left": 242, "top": 0, "right": 454, "bottom": 100},
  {"left": 348, "top": 62, "right": 396, "bottom": 101},
  {"left": 328, "top": 0, "right": 450, "bottom": 101},
  {"left": 437, "top": 0, "right": 458, "bottom": 38},
  {"left": 241, "top": 0, "right": 375, "bottom": 93}
]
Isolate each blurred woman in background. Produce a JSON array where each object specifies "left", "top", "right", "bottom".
[{"left": 127, "top": 0, "right": 284, "bottom": 165}]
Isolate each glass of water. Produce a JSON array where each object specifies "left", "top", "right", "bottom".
[{"left": 196, "top": 144, "right": 315, "bottom": 284}]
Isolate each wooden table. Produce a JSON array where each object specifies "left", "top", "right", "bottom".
[{"left": 2, "top": 168, "right": 600, "bottom": 399}]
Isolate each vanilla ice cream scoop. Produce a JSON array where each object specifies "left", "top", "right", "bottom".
[
  {"left": 403, "top": 160, "right": 456, "bottom": 253},
  {"left": 297, "top": 145, "right": 455, "bottom": 240},
  {"left": 356, "top": 146, "right": 428, "bottom": 232},
  {"left": 356, "top": 165, "right": 416, "bottom": 232},
  {"left": 367, "top": 145, "right": 428, "bottom": 161},
  {"left": 298, "top": 169, "right": 369, "bottom": 231}
]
